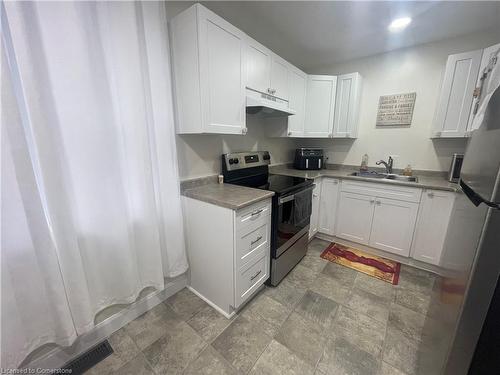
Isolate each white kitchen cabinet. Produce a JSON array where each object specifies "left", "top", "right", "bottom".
[
  {"left": 318, "top": 178, "right": 340, "bottom": 236},
  {"left": 170, "top": 4, "right": 246, "bottom": 135},
  {"left": 286, "top": 69, "right": 307, "bottom": 137},
  {"left": 245, "top": 38, "right": 272, "bottom": 95},
  {"left": 467, "top": 42, "right": 500, "bottom": 132},
  {"left": 270, "top": 55, "right": 290, "bottom": 100},
  {"left": 432, "top": 49, "right": 483, "bottom": 138},
  {"left": 369, "top": 197, "right": 419, "bottom": 257},
  {"left": 336, "top": 191, "right": 375, "bottom": 245},
  {"left": 183, "top": 197, "right": 271, "bottom": 317},
  {"left": 309, "top": 179, "right": 321, "bottom": 239},
  {"left": 411, "top": 189, "right": 455, "bottom": 265},
  {"left": 304, "top": 75, "right": 337, "bottom": 137},
  {"left": 333, "top": 73, "right": 362, "bottom": 138},
  {"left": 245, "top": 38, "right": 289, "bottom": 100}
]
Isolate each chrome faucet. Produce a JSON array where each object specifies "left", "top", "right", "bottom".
[{"left": 376, "top": 156, "right": 394, "bottom": 174}]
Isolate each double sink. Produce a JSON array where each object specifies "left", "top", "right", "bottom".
[{"left": 350, "top": 171, "right": 419, "bottom": 183}]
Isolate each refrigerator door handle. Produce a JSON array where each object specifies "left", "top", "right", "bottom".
[{"left": 460, "top": 180, "right": 500, "bottom": 209}]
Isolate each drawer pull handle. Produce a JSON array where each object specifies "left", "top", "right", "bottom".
[
  {"left": 251, "top": 236, "right": 263, "bottom": 246},
  {"left": 251, "top": 209, "right": 263, "bottom": 217},
  {"left": 250, "top": 270, "right": 262, "bottom": 281}
]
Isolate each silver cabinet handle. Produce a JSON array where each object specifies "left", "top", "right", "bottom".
[
  {"left": 242, "top": 128, "right": 247, "bottom": 134},
  {"left": 251, "top": 236, "right": 263, "bottom": 246},
  {"left": 376, "top": 200, "right": 381, "bottom": 205},
  {"left": 288, "top": 131, "right": 292, "bottom": 136},
  {"left": 370, "top": 199, "right": 375, "bottom": 204},
  {"left": 251, "top": 209, "right": 263, "bottom": 217},
  {"left": 250, "top": 270, "right": 262, "bottom": 281},
  {"left": 428, "top": 192, "right": 435, "bottom": 198},
  {"left": 313, "top": 193, "right": 318, "bottom": 197}
]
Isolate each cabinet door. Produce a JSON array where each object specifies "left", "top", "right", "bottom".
[
  {"left": 333, "top": 73, "right": 362, "bottom": 138},
  {"left": 287, "top": 69, "right": 307, "bottom": 137},
  {"left": 198, "top": 6, "right": 246, "bottom": 134},
  {"left": 318, "top": 178, "right": 340, "bottom": 236},
  {"left": 369, "top": 198, "right": 418, "bottom": 257},
  {"left": 432, "top": 50, "right": 482, "bottom": 138},
  {"left": 304, "top": 75, "right": 337, "bottom": 138},
  {"left": 270, "top": 56, "right": 289, "bottom": 100},
  {"left": 411, "top": 190, "right": 455, "bottom": 265},
  {"left": 467, "top": 43, "right": 500, "bottom": 132},
  {"left": 309, "top": 180, "right": 321, "bottom": 238},
  {"left": 245, "top": 38, "right": 271, "bottom": 94},
  {"left": 336, "top": 192, "right": 374, "bottom": 244}
]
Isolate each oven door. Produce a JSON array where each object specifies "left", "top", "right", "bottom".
[{"left": 275, "top": 185, "right": 314, "bottom": 257}]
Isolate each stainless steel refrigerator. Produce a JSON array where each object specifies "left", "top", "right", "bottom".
[{"left": 418, "top": 50, "right": 500, "bottom": 374}]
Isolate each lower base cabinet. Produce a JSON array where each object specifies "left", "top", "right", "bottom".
[
  {"left": 309, "top": 180, "right": 321, "bottom": 238},
  {"left": 327, "top": 179, "right": 454, "bottom": 265},
  {"left": 183, "top": 197, "right": 271, "bottom": 317},
  {"left": 411, "top": 189, "right": 455, "bottom": 265},
  {"left": 317, "top": 178, "right": 340, "bottom": 236},
  {"left": 369, "top": 197, "right": 418, "bottom": 257},
  {"left": 336, "top": 191, "right": 374, "bottom": 244}
]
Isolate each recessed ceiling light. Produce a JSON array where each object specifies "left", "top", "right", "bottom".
[{"left": 388, "top": 17, "right": 412, "bottom": 32}]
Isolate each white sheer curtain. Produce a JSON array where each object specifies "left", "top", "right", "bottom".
[{"left": 1, "top": 1, "right": 187, "bottom": 369}]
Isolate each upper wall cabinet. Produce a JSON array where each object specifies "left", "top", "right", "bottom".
[
  {"left": 170, "top": 4, "right": 246, "bottom": 134},
  {"left": 286, "top": 68, "right": 307, "bottom": 137},
  {"left": 303, "top": 75, "right": 337, "bottom": 137},
  {"left": 245, "top": 38, "right": 272, "bottom": 95},
  {"left": 245, "top": 38, "right": 290, "bottom": 100},
  {"left": 467, "top": 42, "right": 500, "bottom": 132},
  {"left": 302, "top": 73, "right": 362, "bottom": 139},
  {"left": 333, "top": 73, "right": 362, "bottom": 138},
  {"left": 432, "top": 49, "right": 482, "bottom": 138}
]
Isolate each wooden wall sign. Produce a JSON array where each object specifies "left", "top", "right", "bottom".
[{"left": 376, "top": 92, "right": 416, "bottom": 126}]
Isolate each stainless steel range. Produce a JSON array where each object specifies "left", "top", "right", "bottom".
[{"left": 222, "top": 151, "right": 313, "bottom": 286}]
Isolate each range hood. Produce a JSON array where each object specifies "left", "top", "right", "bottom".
[{"left": 246, "top": 88, "right": 296, "bottom": 118}]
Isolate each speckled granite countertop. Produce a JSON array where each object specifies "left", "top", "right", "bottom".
[
  {"left": 182, "top": 183, "right": 275, "bottom": 210},
  {"left": 269, "top": 165, "right": 460, "bottom": 192}
]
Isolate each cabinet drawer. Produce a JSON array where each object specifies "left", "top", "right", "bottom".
[
  {"left": 235, "top": 200, "right": 271, "bottom": 231},
  {"left": 236, "top": 218, "right": 270, "bottom": 266},
  {"left": 235, "top": 253, "right": 268, "bottom": 308},
  {"left": 341, "top": 180, "right": 422, "bottom": 203}
]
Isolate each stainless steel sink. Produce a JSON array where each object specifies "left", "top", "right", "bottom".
[
  {"left": 349, "top": 171, "right": 388, "bottom": 179},
  {"left": 385, "top": 174, "right": 419, "bottom": 182},
  {"left": 349, "top": 171, "right": 418, "bottom": 183}
]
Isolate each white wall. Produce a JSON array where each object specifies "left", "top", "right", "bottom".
[
  {"left": 298, "top": 30, "right": 500, "bottom": 171},
  {"left": 176, "top": 117, "right": 296, "bottom": 179}
]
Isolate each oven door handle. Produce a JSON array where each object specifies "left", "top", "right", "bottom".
[{"left": 278, "top": 194, "right": 295, "bottom": 205}]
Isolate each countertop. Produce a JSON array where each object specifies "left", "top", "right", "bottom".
[
  {"left": 269, "top": 165, "right": 460, "bottom": 192},
  {"left": 182, "top": 183, "right": 275, "bottom": 210}
]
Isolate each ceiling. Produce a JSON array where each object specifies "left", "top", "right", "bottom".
[{"left": 168, "top": 1, "right": 500, "bottom": 71}]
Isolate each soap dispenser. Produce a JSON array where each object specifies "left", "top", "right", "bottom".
[{"left": 360, "top": 154, "right": 369, "bottom": 171}]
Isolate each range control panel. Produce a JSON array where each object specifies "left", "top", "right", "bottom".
[{"left": 223, "top": 151, "right": 271, "bottom": 171}]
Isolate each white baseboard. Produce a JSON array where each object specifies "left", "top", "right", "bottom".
[
  {"left": 25, "top": 274, "right": 188, "bottom": 370},
  {"left": 187, "top": 286, "right": 235, "bottom": 319}
]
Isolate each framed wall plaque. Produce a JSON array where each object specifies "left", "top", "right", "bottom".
[{"left": 376, "top": 92, "right": 416, "bottom": 126}]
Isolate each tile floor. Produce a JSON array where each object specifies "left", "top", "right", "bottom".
[{"left": 85, "top": 239, "right": 442, "bottom": 375}]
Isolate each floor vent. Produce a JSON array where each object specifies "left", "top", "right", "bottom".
[{"left": 63, "top": 340, "right": 113, "bottom": 375}]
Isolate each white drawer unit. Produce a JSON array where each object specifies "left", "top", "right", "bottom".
[
  {"left": 235, "top": 253, "right": 269, "bottom": 308},
  {"left": 235, "top": 200, "right": 272, "bottom": 231},
  {"left": 236, "top": 216, "right": 270, "bottom": 267},
  {"left": 183, "top": 196, "right": 272, "bottom": 318}
]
